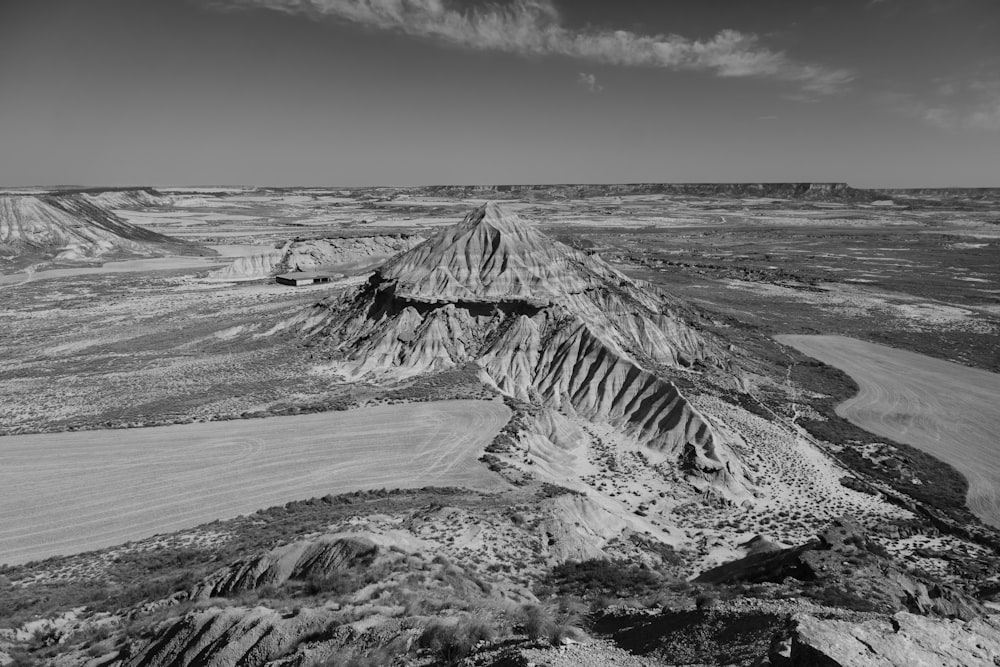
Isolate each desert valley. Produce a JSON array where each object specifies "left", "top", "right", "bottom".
[{"left": 1, "top": 183, "right": 999, "bottom": 666}]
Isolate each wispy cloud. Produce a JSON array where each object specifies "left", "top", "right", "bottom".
[
  {"left": 209, "top": 0, "right": 853, "bottom": 95},
  {"left": 881, "top": 78, "right": 1000, "bottom": 130},
  {"left": 577, "top": 72, "right": 602, "bottom": 94},
  {"left": 866, "top": 0, "right": 969, "bottom": 12}
]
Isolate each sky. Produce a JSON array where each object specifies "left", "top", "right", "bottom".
[{"left": 1, "top": 0, "right": 998, "bottom": 187}]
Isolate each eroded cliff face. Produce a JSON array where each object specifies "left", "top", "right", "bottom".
[
  {"left": 82, "top": 188, "right": 168, "bottom": 210},
  {"left": 0, "top": 192, "right": 199, "bottom": 268},
  {"left": 125, "top": 605, "right": 335, "bottom": 667},
  {"left": 292, "top": 202, "right": 754, "bottom": 499},
  {"left": 206, "top": 235, "right": 422, "bottom": 281}
]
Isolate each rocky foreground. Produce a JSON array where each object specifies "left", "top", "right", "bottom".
[{"left": 2, "top": 490, "right": 998, "bottom": 667}]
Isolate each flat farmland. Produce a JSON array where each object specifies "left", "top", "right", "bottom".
[
  {"left": 0, "top": 400, "right": 510, "bottom": 566},
  {"left": 777, "top": 334, "right": 1000, "bottom": 529}
]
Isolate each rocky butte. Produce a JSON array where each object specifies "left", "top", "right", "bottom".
[{"left": 289, "top": 201, "right": 754, "bottom": 500}]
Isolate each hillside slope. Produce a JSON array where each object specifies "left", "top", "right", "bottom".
[{"left": 0, "top": 192, "right": 203, "bottom": 271}]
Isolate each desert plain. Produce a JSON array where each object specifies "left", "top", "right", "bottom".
[{"left": 1, "top": 183, "right": 999, "bottom": 666}]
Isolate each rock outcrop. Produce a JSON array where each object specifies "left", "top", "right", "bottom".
[
  {"left": 129, "top": 533, "right": 499, "bottom": 667},
  {"left": 125, "top": 605, "right": 335, "bottom": 667},
  {"left": 292, "top": 202, "right": 754, "bottom": 499},
  {"left": 206, "top": 235, "right": 422, "bottom": 281},
  {"left": 82, "top": 187, "right": 168, "bottom": 210},
  {"left": 697, "top": 518, "right": 984, "bottom": 620},
  {"left": 0, "top": 192, "right": 201, "bottom": 269},
  {"left": 771, "top": 611, "right": 1000, "bottom": 666},
  {"left": 191, "top": 536, "right": 378, "bottom": 599}
]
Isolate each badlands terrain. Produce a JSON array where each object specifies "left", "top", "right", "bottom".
[{"left": 1, "top": 184, "right": 999, "bottom": 666}]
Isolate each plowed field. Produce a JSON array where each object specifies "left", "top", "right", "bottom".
[
  {"left": 0, "top": 400, "right": 509, "bottom": 565},
  {"left": 778, "top": 334, "right": 1000, "bottom": 528}
]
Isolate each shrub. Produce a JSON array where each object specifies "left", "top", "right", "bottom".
[
  {"left": 547, "top": 622, "right": 580, "bottom": 646},
  {"left": 418, "top": 621, "right": 473, "bottom": 666},
  {"left": 695, "top": 592, "right": 719, "bottom": 611},
  {"left": 463, "top": 616, "right": 496, "bottom": 644},
  {"left": 418, "top": 616, "right": 496, "bottom": 665},
  {"left": 545, "top": 559, "right": 663, "bottom": 599},
  {"left": 517, "top": 604, "right": 580, "bottom": 646},
  {"left": 807, "top": 584, "right": 880, "bottom": 612},
  {"left": 301, "top": 572, "right": 361, "bottom": 597},
  {"left": 519, "top": 604, "right": 554, "bottom": 642}
]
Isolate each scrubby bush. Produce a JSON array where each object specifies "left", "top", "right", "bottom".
[
  {"left": 418, "top": 622, "right": 471, "bottom": 666},
  {"left": 462, "top": 615, "right": 496, "bottom": 644},
  {"left": 545, "top": 559, "right": 663, "bottom": 599},
  {"left": 517, "top": 603, "right": 580, "bottom": 646},
  {"left": 807, "top": 584, "right": 880, "bottom": 612},
  {"left": 519, "top": 604, "right": 554, "bottom": 642},
  {"left": 301, "top": 572, "right": 361, "bottom": 597},
  {"left": 418, "top": 616, "right": 497, "bottom": 665},
  {"left": 695, "top": 592, "right": 719, "bottom": 611}
]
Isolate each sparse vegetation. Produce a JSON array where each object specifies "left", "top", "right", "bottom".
[{"left": 542, "top": 559, "right": 665, "bottom": 600}]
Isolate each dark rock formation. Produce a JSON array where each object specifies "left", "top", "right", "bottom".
[{"left": 696, "top": 518, "right": 984, "bottom": 620}]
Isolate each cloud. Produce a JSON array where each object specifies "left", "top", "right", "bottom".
[
  {"left": 210, "top": 0, "right": 853, "bottom": 95},
  {"left": 881, "top": 78, "right": 1000, "bottom": 130},
  {"left": 867, "top": 0, "right": 969, "bottom": 11},
  {"left": 577, "top": 72, "right": 602, "bottom": 93},
  {"left": 967, "top": 101, "right": 1000, "bottom": 130}
]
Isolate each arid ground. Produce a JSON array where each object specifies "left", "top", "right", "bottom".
[{"left": 1, "top": 185, "right": 999, "bottom": 666}]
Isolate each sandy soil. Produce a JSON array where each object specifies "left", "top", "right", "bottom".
[
  {"left": 778, "top": 334, "right": 1000, "bottom": 528},
  {"left": 498, "top": 405, "right": 912, "bottom": 574},
  {"left": 0, "top": 400, "right": 510, "bottom": 566}
]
